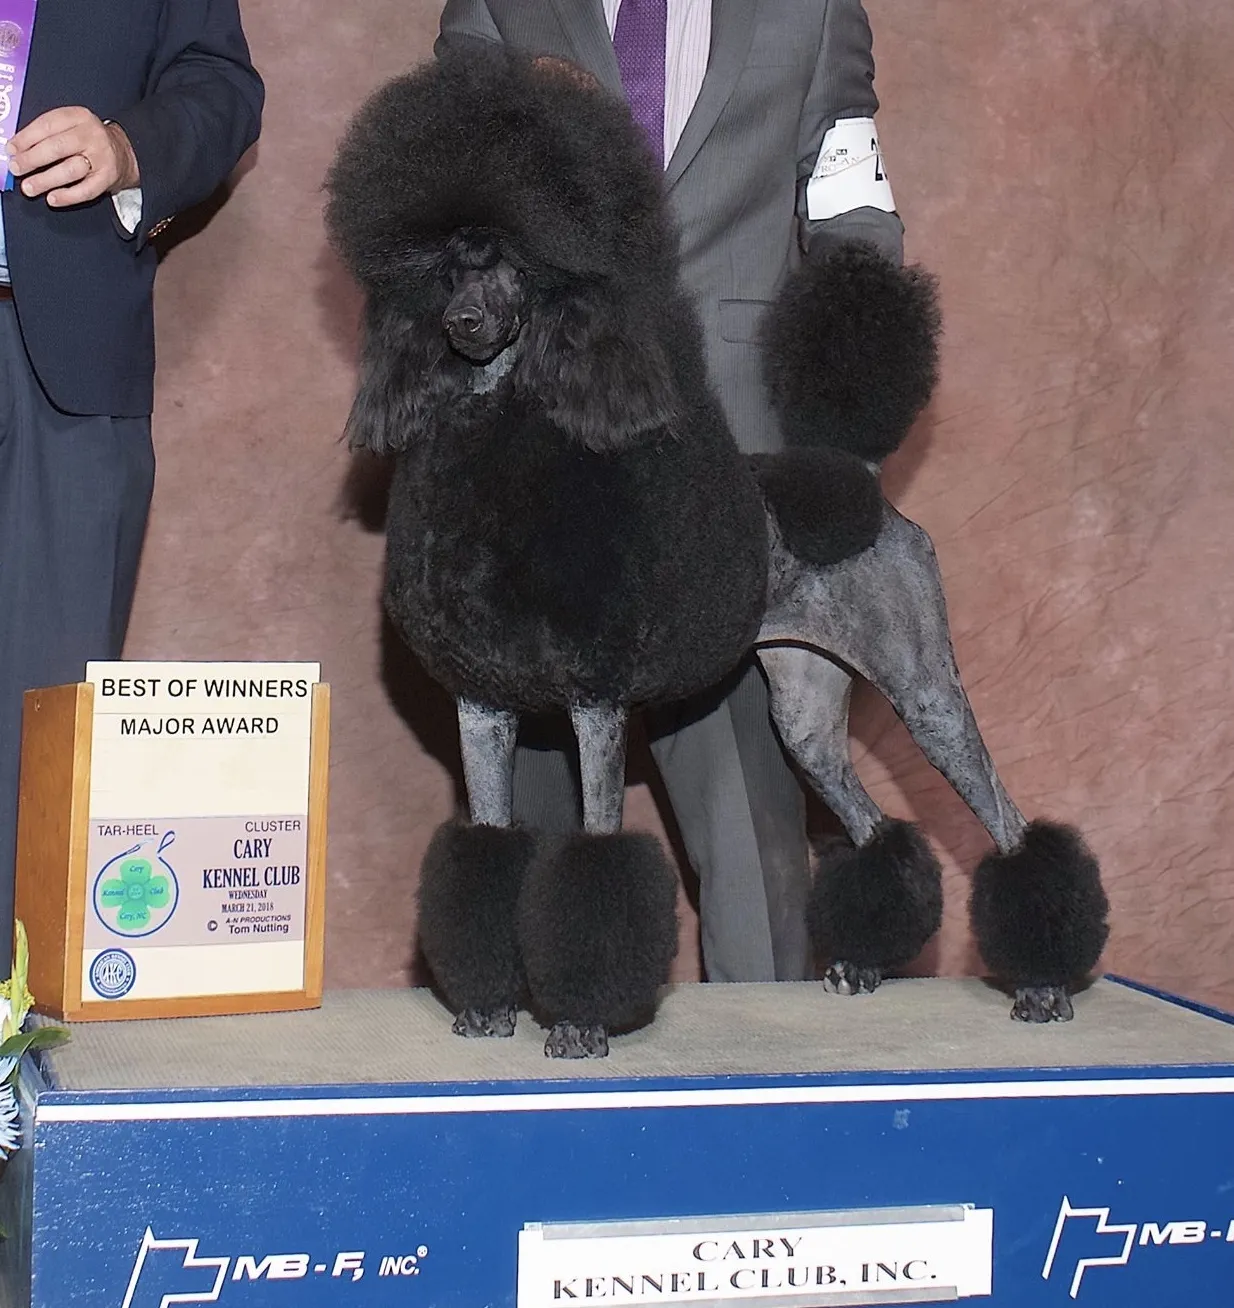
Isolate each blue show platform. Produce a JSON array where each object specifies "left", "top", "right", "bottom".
[{"left": 3, "top": 977, "right": 1234, "bottom": 1308}]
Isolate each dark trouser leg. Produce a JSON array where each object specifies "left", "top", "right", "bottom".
[
  {"left": 757, "top": 645, "right": 942, "bottom": 993},
  {"left": 648, "top": 659, "right": 811, "bottom": 983},
  {"left": 511, "top": 714, "right": 583, "bottom": 834},
  {"left": 0, "top": 304, "right": 154, "bottom": 975}
]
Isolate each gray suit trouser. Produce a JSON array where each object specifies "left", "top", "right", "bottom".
[
  {"left": 514, "top": 658, "right": 812, "bottom": 984},
  {"left": 0, "top": 300, "right": 154, "bottom": 973}
]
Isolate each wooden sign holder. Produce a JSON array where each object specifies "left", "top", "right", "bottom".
[{"left": 14, "top": 681, "right": 329, "bottom": 1022}]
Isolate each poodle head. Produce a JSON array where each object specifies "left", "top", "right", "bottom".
[{"left": 325, "top": 49, "right": 688, "bottom": 454}]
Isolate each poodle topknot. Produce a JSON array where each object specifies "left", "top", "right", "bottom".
[{"left": 325, "top": 48, "right": 678, "bottom": 289}]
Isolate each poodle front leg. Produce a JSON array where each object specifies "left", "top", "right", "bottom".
[
  {"left": 572, "top": 702, "right": 627, "bottom": 834},
  {"left": 758, "top": 646, "right": 942, "bottom": 997},
  {"left": 418, "top": 698, "right": 534, "bottom": 1039},
  {"left": 519, "top": 703, "right": 679, "bottom": 1059},
  {"left": 458, "top": 697, "right": 518, "bottom": 825}
]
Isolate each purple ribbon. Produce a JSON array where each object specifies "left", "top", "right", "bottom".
[{"left": 0, "top": 0, "right": 38, "bottom": 192}]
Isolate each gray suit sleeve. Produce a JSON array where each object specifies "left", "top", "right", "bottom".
[
  {"left": 435, "top": 0, "right": 503, "bottom": 56},
  {"left": 795, "top": 0, "right": 904, "bottom": 266}
]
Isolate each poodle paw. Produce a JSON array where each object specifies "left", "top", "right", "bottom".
[
  {"left": 545, "top": 1021, "right": 609, "bottom": 1059},
  {"left": 453, "top": 1005, "right": 517, "bottom": 1038},
  {"left": 1011, "top": 985, "right": 1074, "bottom": 1024},
  {"left": 822, "top": 962, "right": 882, "bottom": 996}
]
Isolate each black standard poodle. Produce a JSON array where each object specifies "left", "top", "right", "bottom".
[{"left": 325, "top": 50, "right": 1109, "bottom": 1058}]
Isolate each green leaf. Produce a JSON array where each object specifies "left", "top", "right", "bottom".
[
  {"left": 120, "top": 859, "right": 152, "bottom": 885},
  {"left": 144, "top": 877, "right": 170, "bottom": 909},
  {"left": 116, "top": 904, "right": 151, "bottom": 931},
  {"left": 0, "top": 1027, "right": 70, "bottom": 1063},
  {"left": 0, "top": 920, "right": 34, "bottom": 1041},
  {"left": 11, "top": 922, "right": 27, "bottom": 998},
  {"left": 99, "top": 880, "right": 127, "bottom": 908}
]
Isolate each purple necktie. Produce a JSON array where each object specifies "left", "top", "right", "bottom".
[{"left": 612, "top": 0, "right": 668, "bottom": 167}]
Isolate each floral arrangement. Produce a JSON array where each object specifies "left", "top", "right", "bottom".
[{"left": 0, "top": 921, "right": 69, "bottom": 1159}]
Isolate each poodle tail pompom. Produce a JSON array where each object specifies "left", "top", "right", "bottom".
[
  {"left": 969, "top": 820, "right": 1110, "bottom": 988},
  {"left": 762, "top": 240, "right": 941, "bottom": 464}
]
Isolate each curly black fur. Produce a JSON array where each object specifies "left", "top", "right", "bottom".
[
  {"left": 326, "top": 51, "right": 769, "bottom": 712},
  {"left": 384, "top": 394, "right": 768, "bottom": 711},
  {"left": 325, "top": 49, "right": 688, "bottom": 451},
  {"left": 807, "top": 820, "right": 943, "bottom": 971},
  {"left": 518, "top": 832, "right": 679, "bottom": 1031},
  {"left": 969, "top": 821, "right": 1110, "bottom": 987},
  {"left": 762, "top": 240, "right": 941, "bottom": 463},
  {"left": 417, "top": 820, "right": 536, "bottom": 1014},
  {"left": 751, "top": 447, "right": 884, "bottom": 567}
]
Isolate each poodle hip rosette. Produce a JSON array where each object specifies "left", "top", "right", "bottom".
[{"left": 325, "top": 50, "right": 1108, "bottom": 1057}]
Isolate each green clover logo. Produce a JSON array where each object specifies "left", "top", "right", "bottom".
[{"left": 99, "top": 858, "right": 171, "bottom": 933}]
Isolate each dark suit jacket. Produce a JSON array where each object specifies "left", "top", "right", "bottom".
[
  {"left": 437, "top": 0, "right": 904, "bottom": 453},
  {"left": 1, "top": 0, "right": 264, "bottom": 417}
]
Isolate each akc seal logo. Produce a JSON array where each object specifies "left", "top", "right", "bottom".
[
  {"left": 89, "top": 949, "right": 137, "bottom": 999},
  {"left": 93, "top": 831, "right": 180, "bottom": 938},
  {"left": 0, "top": 22, "right": 23, "bottom": 56}
]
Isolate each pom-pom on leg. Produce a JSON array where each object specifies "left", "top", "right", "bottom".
[
  {"left": 761, "top": 241, "right": 941, "bottom": 463},
  {"left": 518, "top": 831, "right": 679, "bottom": 1059},
  {"left": 969, "top": 821, "right": 1109, "bottom": 1023},
  {"left": 807, "top": 819, "right": 943, "bottom": 994},
  {"left": 417, "top": 819, "right": 536, "bottom": 1037}
]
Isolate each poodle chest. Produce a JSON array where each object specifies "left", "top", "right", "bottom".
[{"left": 381, "top": 399, "right": 769, "bottom": 714}]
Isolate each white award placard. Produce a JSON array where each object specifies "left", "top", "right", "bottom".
[{"left": 15, "top": 662, "right": 330, "bottom": 1021}]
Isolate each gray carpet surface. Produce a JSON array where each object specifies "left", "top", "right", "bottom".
[{"left": 42, "top": 979, "right": 1234, "bottom": 1092}]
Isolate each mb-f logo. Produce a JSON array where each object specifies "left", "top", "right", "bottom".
[
  {"left": 1042, "top": 1196, "right": 1234, "bottom": 1298},
  {"left": 121, "top": 1229, "right": 430, "bottom": 1306}
]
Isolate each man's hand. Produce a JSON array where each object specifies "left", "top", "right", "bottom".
[{"left": 7, "top": 108, "right": 140, "bottom": 207}]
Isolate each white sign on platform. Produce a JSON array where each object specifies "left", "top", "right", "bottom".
[
  {"left": 518, "top": 1206, "right": 993, "bottom": 1307},
  {"left": 82, "top": 661, "right": 320, "bottom": 1003}
]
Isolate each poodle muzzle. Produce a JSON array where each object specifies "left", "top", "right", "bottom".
[{"left": 443, "top": 263, "right": 526, "bottom": 363}]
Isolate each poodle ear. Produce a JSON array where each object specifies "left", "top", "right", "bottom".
[
  {"left": 345, "top": 307, "right": 467, "bottom": 455},
  {"left": 514, "top": 287, "right": 678, "bottom": 450}
]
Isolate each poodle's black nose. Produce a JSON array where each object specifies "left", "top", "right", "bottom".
[{"left": 444, "top": 306, "right": 484, "bottom": 336}]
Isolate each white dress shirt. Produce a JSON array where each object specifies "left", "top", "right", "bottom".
[{"left": 603, "top": 0, "right": 712, "bottom": 167}]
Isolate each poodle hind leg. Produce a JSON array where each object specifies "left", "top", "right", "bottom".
[
  {"left": 519, "top": 703, "right": 678, "bottom": 1059},
  {"left": 759, "top": 645, "right": 942, "bottom": 996},
  {"left": 418, "top": 699, "right": 532, "bottom": 1038},
  {"left": 765, "top": 509, "right": 1108, "bottom": 1019},
  {"left": 839, "top": 520, "right": 1106, "bottom": 1020}
]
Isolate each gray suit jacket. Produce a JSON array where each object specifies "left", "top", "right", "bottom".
[{"left": 436, "top": 0, "right": 904, "bottom": 453}]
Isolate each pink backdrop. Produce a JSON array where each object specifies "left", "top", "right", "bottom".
[{"left": 122, "top": 0, "right": 1234, "bottom": 1005}]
